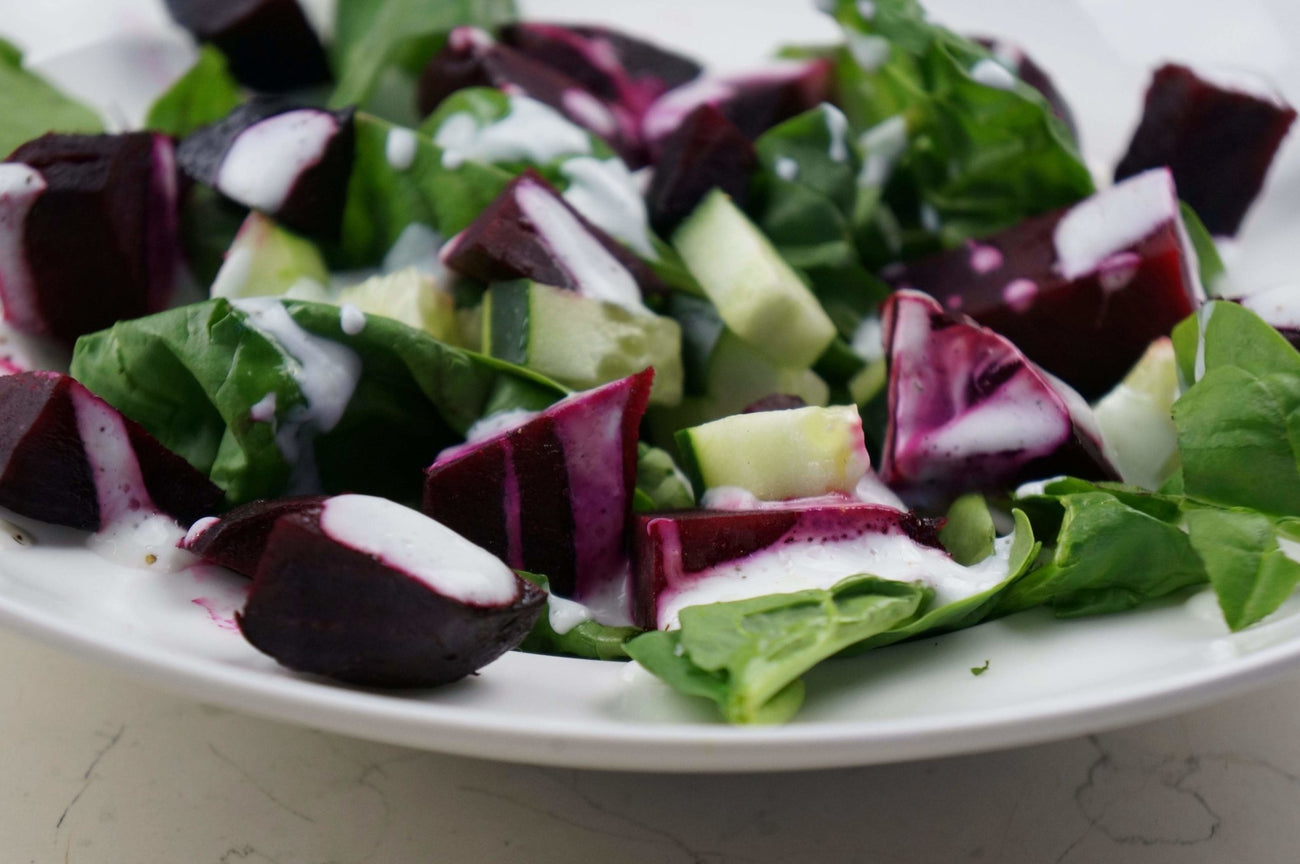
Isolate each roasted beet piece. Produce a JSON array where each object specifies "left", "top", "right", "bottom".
[
  {"left": 182, "top": 495, "right": 327, "bottom": 577},
  {"left": 1115, "top": 64, "right": 1296, "bottom": 236},
  {"left": 440, "top": 170, "right": 668, "bottom": 307},
  {"left": 882, "top": 168, "right": 1204, "bottom": 399},
  {"left": 164, "top": 0, "right": 331, "bottom": 92},
  {"left": 879, "top": 291, "right": 1116, "bottom": 508},
  {"left": 1, "top": 133, "right": 179, "bottom": 344},
  {"left": 237, "top": 494, "right": 545, "bottom": 688},
  {"left": 423, "top": 370, "right": 653, "bottom": 611},
  {"left": 417, "top": 27, "right": 643, "bottom": 165},
  {"left": 176, "top": 100, "right": 354, "bottom": 241},
  {"left": 0, "top": 372, "right": 223, "bottom": 530},
  {"left": 647, "top": 104, "right": 757, "bottom": 235}
]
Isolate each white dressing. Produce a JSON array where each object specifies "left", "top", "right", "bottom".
[
  {"left": 319, "top": 494, "right": 520, "bottom": 606},
  {"left": 0, "top": 164, "right": 48, "bottom": 334},
  {"left": 561, "top": 156, "right": 656, "bottom": 258},
  {"left": 216, "top": 111, "right": 339, "bottom": 213},
  {"left": 384, "top": 126, "right": 418, "bottom": 171},
  {"left": 434, "top": 95, "right": 592, "bottom": 170},
  {"left": 1053, "top": 168, "right": 1179, "bottom": 280}
]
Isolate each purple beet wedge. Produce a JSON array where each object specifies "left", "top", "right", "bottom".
[
  {"left": 882, "top": 168, "right": 1204, "bottom": 399},
  {"left": 879, "top": 290, "right": 1117, "bottom": 508},
  {"left": 1115, "top": 64, "right": 1296, "bottom": 236},
  {"left": 440, "top": 170, "right": 668, "bottom": 308},
  {"left": 182, "top": 495, "right": 327, "bottom": 578},
  {"left": 646, "top": 103, "right": 758, "bottom": 236},
  {"left": 237, "top": 493, "right": 546, "bottom": 688},
  {"left": 1, "top": 133, "right": 180, "bottom": 344},
  {"left": 164, "top": 0, "right": 331, "bottom": 92},
  {"left": 0, "top": 372, "right": 223, "bottom": 531},
  {"left": 632, "top": 504, "right": 954, "bottom": 630},
  {"left": 417, "top": 27, "right": 643, "bottom": 165},
  {"left": 176, "top": 101, "right": 355, "bottom": 241},
  {"left": 499, "top": 22, "right": 701, "bottom": 121},
  {"left": 641, "top": 59, "right": 832, "bottom": 157},
  {"left": 972, "top": 38, "right": 1079, "bottom": 141},
  {"left": 423, "top": 369, "right": 654, "bottom": 618}
]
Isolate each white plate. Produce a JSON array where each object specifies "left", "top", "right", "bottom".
[{"left": 3, "top": 0, "right": 1300, "bottom": 773}]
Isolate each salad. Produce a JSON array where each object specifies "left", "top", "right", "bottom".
[{"left": 0, "top": 0, "right": 1298, "bottom": 727}]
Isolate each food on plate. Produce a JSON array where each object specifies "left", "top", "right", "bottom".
[
  {"left": 163, "top": 0, "right": 332, "bottom": 92},
  {"left": 0, "top": 0, "right": 1298, "bottom": 723}
]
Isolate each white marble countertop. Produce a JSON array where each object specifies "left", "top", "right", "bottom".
[{"left": 6, "top": 625, "right": 1300, "bottom": 863}]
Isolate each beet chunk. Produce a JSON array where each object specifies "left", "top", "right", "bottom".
[
  {"left": 647, "top": 104, "right": 758, "bottom": 236},
  {"left": 182, "top": 495, "right": 327, "bottom": 577},
  {"left": 1, "top": 133, "right": 179, "bottom": 344},
  {"left": 164, "top": 0, "right": 331, "bottom": 92},
  {"left": 1115, "top": 64, "right": 1296, "bottom": 236},
  {"left": 883, "top": 168, "right": 1203, "bottom": 399},
  {"left": 176, "top": 101, "right": 354, "bottom": 241},
  {"left": 0, "top": 372, "right": 223, "bottom": 530},
  {"left": 237, "top": 494, "right": 545, "bottom": 688}
]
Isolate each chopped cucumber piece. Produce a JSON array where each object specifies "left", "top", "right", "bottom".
[
  {"left": 672, "top": 189, "right": 836, "bottom": 368},
  {"left": 483, "top": 279, "right": 684, "bottom": 405},
  {"left": 337, "top": 267, "right": 459, "bottom": 344},
  {"left": 210, "top": 212, "right": 329, "bottom": 300},
  {"left": 676, "top": 404, "right": 870, "bottom": 500}
]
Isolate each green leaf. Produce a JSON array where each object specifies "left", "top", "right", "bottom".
[
  {"left": 0, "top": 37, "right": 102, "bottom": 156},
  {"left": 997, "top": 492, "right": 1208, "bottom": 618},
  {"left": 516, "top": 573, "right": 642, "bottom": 660},
  {"left": 634, "top": 443, "right": 695, "bottom": 511},
  {"left": 144, "top": 46, "right": 243, "bottom": 138},
  {"left": 70, "top": 298, "right": 563, "bottom": 505},
  {"left": 1185, "top": 509, "right": 1300, "bottom": 631},
  {"left": 626, "top": 576, "right": 926, "bottom": 724},
  {"left": 329, "top": 0, "right": 516, "bottom": 119},
  {"left": 939, "top": 493, "right": 995, "bottom": 565},
  {"left": 1178, "top": 201, "right": 1227, "bottom": 296}
]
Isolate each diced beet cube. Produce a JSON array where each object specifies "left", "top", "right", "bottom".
[
  {"left": 237, "top": 494, "right": 545, "bottom": 688},
  {"left": 0, "top": 372, "right": 223, "bottom": 530},
  {"left": 181, "top": 495, "right": 327, "bottom": 577},
  {"left": 632, "top": 504, "right": 950, "bottom": 629},
  {"left": 879, "top": 291, "right": 1116, "bottom": 508},
  {"left": 646, "top": 104, "right": 758, "bottom": 236},
  {"left": 641, "top": 59, "right": 832, "bottom": 156},
  {"left": 164, "top": 0, "right": 331, "bottom": 92},
  {"left": 176, "top": 101, "right": 354, "bottom": 241},
  {"left": 1, "top": 133, "right": 180, "bottom": 344},
  {"left": 499, "top": 22, "right": 700, "bottom": 120},
  {"left": 417, "top": 27, "right": 643, "bottom": 165},
  {"left": 973, "top": 38, "right": 1079, "bottom": 141},
  {"left": 440, "top": 170, "right": 668, "bottom": 308},
  {"left": 1115, "top": 64, "right": 1296, "bottom": 236},
  {"left": 882, "top": 168, "right": 1204, "bottom": 399},
  {"left": 423, "top": 369, "right": 653, "bottom": 619}
]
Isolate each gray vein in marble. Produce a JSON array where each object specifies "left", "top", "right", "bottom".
[
  {"left": 54, "top": 724, "right": 124, "bottom": 830},
  {"left": 208, "top": 743, "right": 316, "bottom": 824},
  {"left": 219, "top": 845, "right": 284, "bottom": 864}
]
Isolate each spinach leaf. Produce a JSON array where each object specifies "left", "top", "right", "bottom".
[
  {"left": 517, "top": 573, "right": 642, "bottom": 660},
  {"left": 70, "top": 298, "right": 563, "bottom": 505},
  {"left": 1185, "top": 508, "right": 1300, "bottom": 631},
  {"left": 634, "top": 443, "right": 695, "bottom": 511},
  {"left": 625, "top": 576, "right": 927, "bottom": 724},
  {"left": 144, "top": 46, "right": 243, "bottom": 138},
  {"left": 0, "top": 38, "right": 102, "bottom": 156},
  {"left": 938, "top": 493, "right": 995, "bottom": 565}
]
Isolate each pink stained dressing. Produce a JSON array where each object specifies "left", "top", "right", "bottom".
[{"left": 191, "top": 597, "right": 240, "bottom": 632}]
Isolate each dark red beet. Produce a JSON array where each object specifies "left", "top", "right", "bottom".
[
  {"left": 1, "top": 133, "right": 179, "bottom": 345},
  {"left": 440, "top": 170, "right": 668, "bottom": 305},
  {"left": 641, "top": 59, "right": 832, "bottom": 156},
  {"left": 882, "top": 168, "right": 1203, "bottom": 399},
  {"left": 499, "top": 22, "right": 700, "bottom": 119},
  {"left": 423, "top": 369, "right": 653, "bottom": 606},
  {"left": 237, "top": 497, "right": 546, "bottom": 688},
  {"left": 176, "top": 101, "right": 354, "bottom": 241},
  {"left": 972, "top": 38, "right": 1078, "bottom": 142},
  {"left": 879, "top": 291, "right": 1116, "bottom": 508},
  {"left": 164, "top": 0, "right": 331, "bottom": 92},
  {"left": 417, "top": 27, "right": 643, "bottom": 165},
  {"left": 646, "top": 104, "right": 758, "bottom": 235},
  {"left": 1115, "top": 64, "right": 1296, "bottom": 236},
  {"left": 632, "top": 504, "right": 942, "bottom": 629},
  {"left": 0, "top": 372, "right": 223, "bottom": 530},
  {"left": 182, "top": 495, "right": 327, "bottom": 577}
]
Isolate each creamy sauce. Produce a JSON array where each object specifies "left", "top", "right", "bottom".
[
  {"left": 969, "top": 58, "right": 1017, "bottom": 90},
  {"left": 515, "top": 181, "right": 646, "bottom": 313},
  {"left": 857, "top": 116, "right": 907, "bottom": 189},
  {"left": 560, "top": 156, "right": 656, "bottom": 258},
  {"left": 1240, "top": 283, "right": 1300, "bottom": 329},
  {"left": 216, "top": 111, "right": 339, "bottom": 213},
  {"left": 319, "top": 494, "right": 519, "bottom": 606},
  {"left": 1053, "top": 168, "right": 1177, "bottom": 280},
  {"left": 547, "top": 591, "right": 594, "bottom": 634},
  {"left": 847, "top": 32, "right": 891, "bottom": 71},
  {"left": 434, "top": 95, "right": 592, "bottom": 170},
  {"left": 338, "top": 303, "right": 366, "bottom": 335},
  {"left": 0, "top": 164, "right": 48, "bottom": 334},
  {"left": 384, "top": 126, "right": 418, "bottom": 171},
  {"left": 823, "top": 104, "right": 850, "bottom": 163},
  {"left": 775, "top": 157, "right": 800, "bottom": 181},
  {"left": 382, "top": 223, "right": 444, "bottom": 277}
]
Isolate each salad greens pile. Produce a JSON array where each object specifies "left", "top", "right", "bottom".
[{"left": 3, "top": 0, "right": 1299, "bottom": 725}]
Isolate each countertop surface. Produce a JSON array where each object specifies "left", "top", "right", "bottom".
[{"left": 5, "top": 626, "right": 1300, "bottom": 863}]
